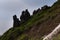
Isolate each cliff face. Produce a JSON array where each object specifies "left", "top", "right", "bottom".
[{"left": 0, "top": 0, "right": 60, "bottom": 40}]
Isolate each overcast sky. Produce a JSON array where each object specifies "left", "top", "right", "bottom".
[{"left": 0, "top": 0, "right": 57, "bottom": 35}]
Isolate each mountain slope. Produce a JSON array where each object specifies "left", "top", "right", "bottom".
[{"left": 0, "top": 0, "right": 60, "bottom": 40}]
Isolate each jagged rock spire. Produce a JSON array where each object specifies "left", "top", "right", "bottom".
[
  {"left": 13, "top": 15, "right": 20, "bottom": 27},
  {"left": 20, "top": 9, "right": 30, "bottom": 23}
]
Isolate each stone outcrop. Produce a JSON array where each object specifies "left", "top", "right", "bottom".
[
  {"left": 13, "top": 15, "right": 20, "bottom": 27},
  {"left": 20, "top": 9, "right": 30, "bottom": 23}
]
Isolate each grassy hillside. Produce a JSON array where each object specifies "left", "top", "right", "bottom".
[
  {"left": 53, "top": 34, "right": 60, "bottom": 40},
  {"left": 0, "top": 0, "right": 60, "bottom": 40}
]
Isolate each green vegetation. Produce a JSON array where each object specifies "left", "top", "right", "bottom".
[
  {"left": 0, "top": 0, "right": 60, "bottom": 40},
  {"left": 53, "top": 34, "right": 60, "bottom": 40}
]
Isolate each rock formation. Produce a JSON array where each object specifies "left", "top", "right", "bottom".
[
  {"left": 13, "top": 15, "right": 20, "bottom": 27},
  {"left": 20, "top": 9, "right": 30, "bottom": 23}
]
